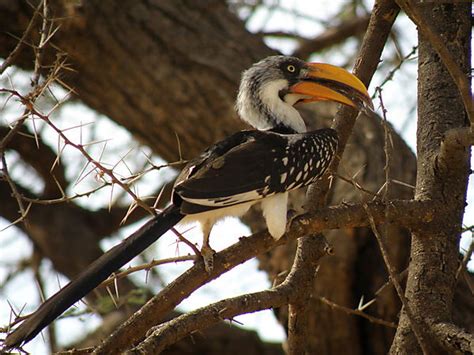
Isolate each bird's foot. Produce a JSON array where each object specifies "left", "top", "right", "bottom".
[
  {"left": 286, "top": 208, "right": 302, "bottom": 232},
  {"left": 200, "top": 245, "right": 216, "bottom": 273}
]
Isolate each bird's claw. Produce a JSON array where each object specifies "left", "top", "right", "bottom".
[
  {"left": 286, "top": 208, "right": 301, "bottom": 232},
  {"left": 200, "top": 245, "right": 216, "bottom": 273}
]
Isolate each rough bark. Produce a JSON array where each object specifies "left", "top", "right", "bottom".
[{"left": 390, "top": 3, "right": 471, "bottom": 354}]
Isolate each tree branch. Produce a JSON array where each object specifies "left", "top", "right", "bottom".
[
  {"left": 316, "top": 296, "right": 397, "bottom": 329},
  {"left": 94, "top": 198, "right": 434, "bottom": 353},
  {"left": 286, "top": 235, "right": 327, "bottom": 354},
  {"left": 365, "top": 207, "right": 433, "bottom": 354},
  {"left": 293, "top": 15, "right": 370, "bottom": 59},
  {"left": 0, "top": 0, "right": 41, "bottom": 74},
  {"left": 430, "top": 322, "right": 474, "bottom": 354},
  {"left": 127, "top": 235, "right": 330, "bottom": 354}
]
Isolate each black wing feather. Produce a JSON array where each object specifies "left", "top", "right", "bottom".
[
  {"left": 175, "top": 130, "right": 287, "bottom": 199},
  {"left": 173, "top": 128, "right": 338, "bottom": 215}
]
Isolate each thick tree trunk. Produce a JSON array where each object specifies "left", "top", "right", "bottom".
[{"left": 390, "top": 2, "right": 471, "bottom": 354}]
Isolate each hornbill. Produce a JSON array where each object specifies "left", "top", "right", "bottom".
[{"left": 4, "top": 55, "right": 372, "bottom": 349}]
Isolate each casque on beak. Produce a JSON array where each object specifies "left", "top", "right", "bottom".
[{"left": 290, "top": 62, "right": 373, "bottom": 110}]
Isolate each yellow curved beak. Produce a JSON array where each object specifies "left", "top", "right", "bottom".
[{"left": 291, "top": 62, "right": 373, "bottom": 110}]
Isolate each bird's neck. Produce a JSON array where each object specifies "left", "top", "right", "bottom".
[
  {"left": 237, "top": 79, "right": 307, "bottom": 133},
  {"left": 268, "top": 123, "right": 299, "bottom": 134}
]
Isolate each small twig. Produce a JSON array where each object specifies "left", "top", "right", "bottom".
[
  {"left": 31, "top": 248, "right": 58, "bottom": 353},
  {"left": 0, "top": 0, "right": 57, "bottom": 154},
  {"left": 456, "top": 234, "right": 474, "bottom": 281},
  {"left": 0, "top": 1, "right": 42, "bottom": 74},
  {"left": 31, "top": 0, "right": 49, "bottom": 87},
  {"left": 316, "top": 296, "right": 397, "bottom": 328},
  {"left": 19, "top": 183, "right": 109, "bottom": 205},
  {"left": 99, "top": 255, "right": 196, "bottom": 288},
  {"left": 1, "top": 154, "right": 29, "bottom": 223},
  {"left": 334, "top": 172, "right": 377, "bottom": 197},
  {"left": 374, "top": 267, "right": 409, "bottom": 298},
  {"left": 375, "top": 86, "right": 393, "bottom": 199},
  {"left": 170, "top": 227, "right": 201, "bottom": 256},
  {"left": 375, "top": 46, "right": 418, "bottom": 94},
  {"left": 462, "top": 225, "right": 474, "bottom": 233}
]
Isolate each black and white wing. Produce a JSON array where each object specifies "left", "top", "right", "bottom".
[{"left": 173, "top": 128, "right": 338, "bottom": 215}]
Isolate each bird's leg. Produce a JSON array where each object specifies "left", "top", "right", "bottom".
[{"left": 200, "top": 221, "right": 216, "bottom": 273}]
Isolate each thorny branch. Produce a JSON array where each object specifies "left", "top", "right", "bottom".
[
  {"left": 375, "top": 45, "right": 418, "bottom": 95},
  {"left": 316, "top": 296, "right": 397, "bottom": 329},
  {"left": 1, "top": 89, "right": 156, "bottom": 216},
  {"left": 0, "top": 1, "right": 42, "bottom": 75},
  {"left": 99, "top": 255, "right": 196, "bottom": 289},
  {"left": 128, "top": 235, "right": 331, "bottom": 354},
  {"left": 0, "top": 0, "right": 53, "bottom": 154},
  {"left": 0, "top": 0, "right": 53, "bottom": 230}
]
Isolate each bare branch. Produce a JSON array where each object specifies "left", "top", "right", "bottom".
[
  {"left": 99, "top": 255, "right": 196, "bottom": 289},
  {"left": 128, "top": 235, "right": 330, "bottom": 354},
  {"left": 456, "top": 235, "right": 474, "bottom": 282},
  {"left": 286, "top": 235, "right": 328, "bottom": 354},
  {"left": 0, "top": 1, "right": 41, "bottom": 74},
  {"left": 294, "top": 15, "right": 370, "bottom": 59},
  {"left": 376, "top": 46, "right": 418, "bottom": 93},
  {"left": 95, "top": 198, "right": 434, "bottom": 353},
  {"left": 316, "top": 296, "right": 397, "bottom": 329}
]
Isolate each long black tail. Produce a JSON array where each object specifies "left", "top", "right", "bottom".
[{"left": 4, "top": 205, "right": 184, "bottom": 349}]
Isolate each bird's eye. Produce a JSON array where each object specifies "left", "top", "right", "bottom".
[{"left": 286, "top": 64, "right": 296, "bottom": 73}]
